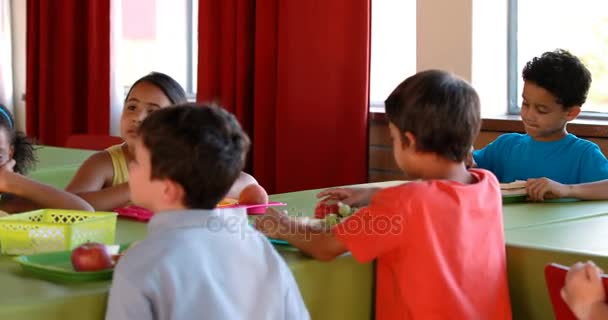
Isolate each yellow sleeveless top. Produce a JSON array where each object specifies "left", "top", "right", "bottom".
[{"left": 106, "top": 144, "right": 129, "bottom": 186}]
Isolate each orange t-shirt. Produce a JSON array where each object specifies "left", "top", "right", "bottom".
[{"left": 334, "top": 169, "right": 512, "bottom": 320}]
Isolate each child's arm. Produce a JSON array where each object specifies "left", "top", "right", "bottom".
[
  {"left": 255, "top": 208, "right": 348, "bottom": 261},
  {"left": 317, "top": 187, "right": 380, "bottom": 207},
  {"left": 0, "top": 161, "right": 93, "bottom": 213},
  {"left": 226, "top": 172, "right": 268, "bottom": 204},
  {"left": 66, "top": 152, "right": 130, "bottom": 210},
  {"left": 561, "top": 261, "right": 608, "bottom": 320},
  {"left": 527, "top": 178, "right": 608, "bottom": 201}
]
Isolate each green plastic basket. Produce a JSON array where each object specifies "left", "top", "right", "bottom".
[{"left": 0, "top": 209, "right": 117, "bottom": 255}]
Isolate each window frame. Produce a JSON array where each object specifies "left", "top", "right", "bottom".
[
  {"left": 186, "top": 0, "right": 197, "bottom": 101},
  {"left": 507, "top": 0, "right": 608, "bottom": 120},
  {"left": 507, "top": 0, "right": 518, "bottom": 115}
]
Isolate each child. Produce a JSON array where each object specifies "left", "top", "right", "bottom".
[
  {"left": 66, "top": 72, "right": 268, "bottom": 210},
  {"left": 105, "top": 104, "right": 308, "bottom": 320},
  {"left": 0, "top": 104, "right": 93, "bottom": 214},
  {"left": 561, "top": 261, "right": 608, "bottom": 320},
  {"left": 473, "top": 49, "right": 608, "bottom": 186},
  {"left": 256, "top": 70, "right": 512, "bottom": 319}
]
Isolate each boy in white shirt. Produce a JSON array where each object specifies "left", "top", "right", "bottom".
[{"left": 105, "top": 104, "right": 309, "bottom": 320}]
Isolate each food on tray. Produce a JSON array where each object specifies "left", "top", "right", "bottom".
[
  {"left": 314, "top": 199, "right": 358, "bottom": 228},
  {"left": 500, "top": 180, "right": 527, "bottom": 196},
  {"left": 217, "top": 198, "right": 238, "bottom": 207},
  {"left": 500, "top": 180, "right": 526, "bottom": 190},
  {"left": 71, "top": 243, "right": 120, "bottom": 272}
]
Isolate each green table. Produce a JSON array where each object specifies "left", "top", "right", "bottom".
[
  {"left": 0, "top": 187, "right": 381, "bottom": 320},
  {"left": 505, "top": 215, "right": 608, "bottom": 319},
  {"left": 32, "top": 146, "right": 95, "bottom": 172},
  {"left": 28, "top": 146, "right": 95, "bottom": 189},
  {"left": 503, "top": 200, "right": 608, "bottom": 319},
  {"left": 20, "top": 147, "right": 608, "bottom": 320},
  {"left": 503, "top": 200, "right": 608, "bottom": 230}
]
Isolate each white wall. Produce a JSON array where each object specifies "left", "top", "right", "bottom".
[
  {"left": 417, "top": 0, "right": 508, "bottom": 116},
  {"left": 417, "top": 0, "right": 473, "bottom": 81}
]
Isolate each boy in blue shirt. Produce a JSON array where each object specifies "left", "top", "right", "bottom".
[
  {"left": 473, "top": 49, "right": 608, "bottom": 188},
  {"left": 105, "top": 104, "right": 309, "bottom": 320}
]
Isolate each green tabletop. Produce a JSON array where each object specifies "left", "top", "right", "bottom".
[
  {"left": 0, "top": 187, "right": 381, "bottom": 320},
  {"left": 505, "top": 215, "right": 608, "bottom": 319},
  {"left": 506, "top": 214, "right": 608, "bottom": 252},
  {"left": 32, "top": 146, "right": 95, "bottom": 172},
  {"left": 28, "top": 146, "right": 95, "bottom": 189},
  {"left": 20, "top": 147, "right": 608, "bottom": 320},
  {"left": 503, "top": 200, "right": 608, "bottom": 230},
  {"left": 28, "top": 166, "right": 84, "bottom": 190},
  {"left": 0, "top": 219, "right": 143, "bottom": 320}
]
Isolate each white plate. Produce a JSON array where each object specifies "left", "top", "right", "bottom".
[
  {"left": 501, "top": 188, "right": 527, "bottom": 196},
  {"left": 500, "top": 180, "right": 527, "bottom": 190}
]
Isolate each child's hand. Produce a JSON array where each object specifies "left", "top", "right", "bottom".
[
  {"left": 255, "top": 208, "right": 291, "bottom": 239},
  {"left": 526, "top": 178, "right": 569, "bottom": 201},
  {"left": 561, "top": 261, "right": 606, "bottom": 320},
  {"left": 0, "top": 159, "right": 17, "bottom": 192},
  {"left": 317, "top": 187, "right": 373, "bottom": 207}
]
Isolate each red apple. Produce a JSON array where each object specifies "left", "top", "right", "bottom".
[
  {"left": 71, "top": 242, "right": 114, "bottom": 272},
  {"left": 314, "top": 199, "right": 340, "bottom": 218},
  {"left": 238, "top": 184, "right": 269, "bottom": 205}
]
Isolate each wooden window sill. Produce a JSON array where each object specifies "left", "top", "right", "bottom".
[{"left": 370, "top": 112, "right": 608, "bottom": 138}]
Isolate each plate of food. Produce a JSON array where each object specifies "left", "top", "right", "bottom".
[
  {"left": 13, "top": 243, "right": 130, "bottom": 282},
  {"left": 500, "top": 180, "right": 527, "bottom": 203},
  {"left": 313, "top": 199, "right": 359, "bottom": 228},
  {"left": 217, "top": 198, "right": 239, "bottom": 207},
  {"left": 262, "top": 200, "right": 359, "bottom": 247}
]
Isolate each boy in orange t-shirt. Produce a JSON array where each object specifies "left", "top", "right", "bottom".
[{"left": 256, "top": 70, "right": 512, "bottom": 319}]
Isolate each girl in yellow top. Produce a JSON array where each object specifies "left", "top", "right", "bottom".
[
  {"left": 0, "top": 104, "right": 93, "bottom": 214},
  {"left": 66, "top": 72, "right": 268, "bottom": 211}
]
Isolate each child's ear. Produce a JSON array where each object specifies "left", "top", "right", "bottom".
[
  {"left": 403, "top": 132, "right": 417, "bottom": 149},
  {"left": 565, "top": 106, "right": 581, "bottom": 120},
  {"left": 161, "top": 179, "right": 186, "bottom": 207}
]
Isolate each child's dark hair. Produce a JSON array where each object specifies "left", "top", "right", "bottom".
[
  {"left": 384, "top": 70, "right": 480, "bottom": 162},
  {"left": 125, "top": 72, "right": 188, "bottom": 105},
  {"left": 138, "top": 104, "right": 250, "bottom": 209},
  {"left": 522, "top": 49, "right": 592, "bottom": 108},
  {"left": 0, "top": 105, "right": 36, "bottom": 174}
]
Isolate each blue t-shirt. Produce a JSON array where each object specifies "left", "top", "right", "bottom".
[{"left": 473, "top": 133, "right": 608, "bottom": 184}]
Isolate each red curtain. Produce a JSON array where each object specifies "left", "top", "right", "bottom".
[
  {"left": 198, "top": 0, "right": 370, "bottom": 194},
  {"left": 26, "top": 0, "right": 110, "bottom": 146}
]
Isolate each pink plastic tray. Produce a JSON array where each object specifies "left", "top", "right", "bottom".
[{"left": 114, "top": 202, "right": 286, "bottom": 222}]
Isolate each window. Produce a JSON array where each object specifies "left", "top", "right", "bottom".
[
  {"left": 110, "top": 0, "right": 197, "bottom": 134},
  {"left": 472, "top": 0, "right": 509, "bottom": 117},
  {"left": 369, "top": 0, "right": 416, "bottom": 111},
  {"left": 510, "top": 0, "right": 608, "bottom": 115},
  {"left": 372, "top": 1, "right": 510, "bottom": 117},
  {"left": 112, "top": 0, "right": 197, "bottom": 99}
]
